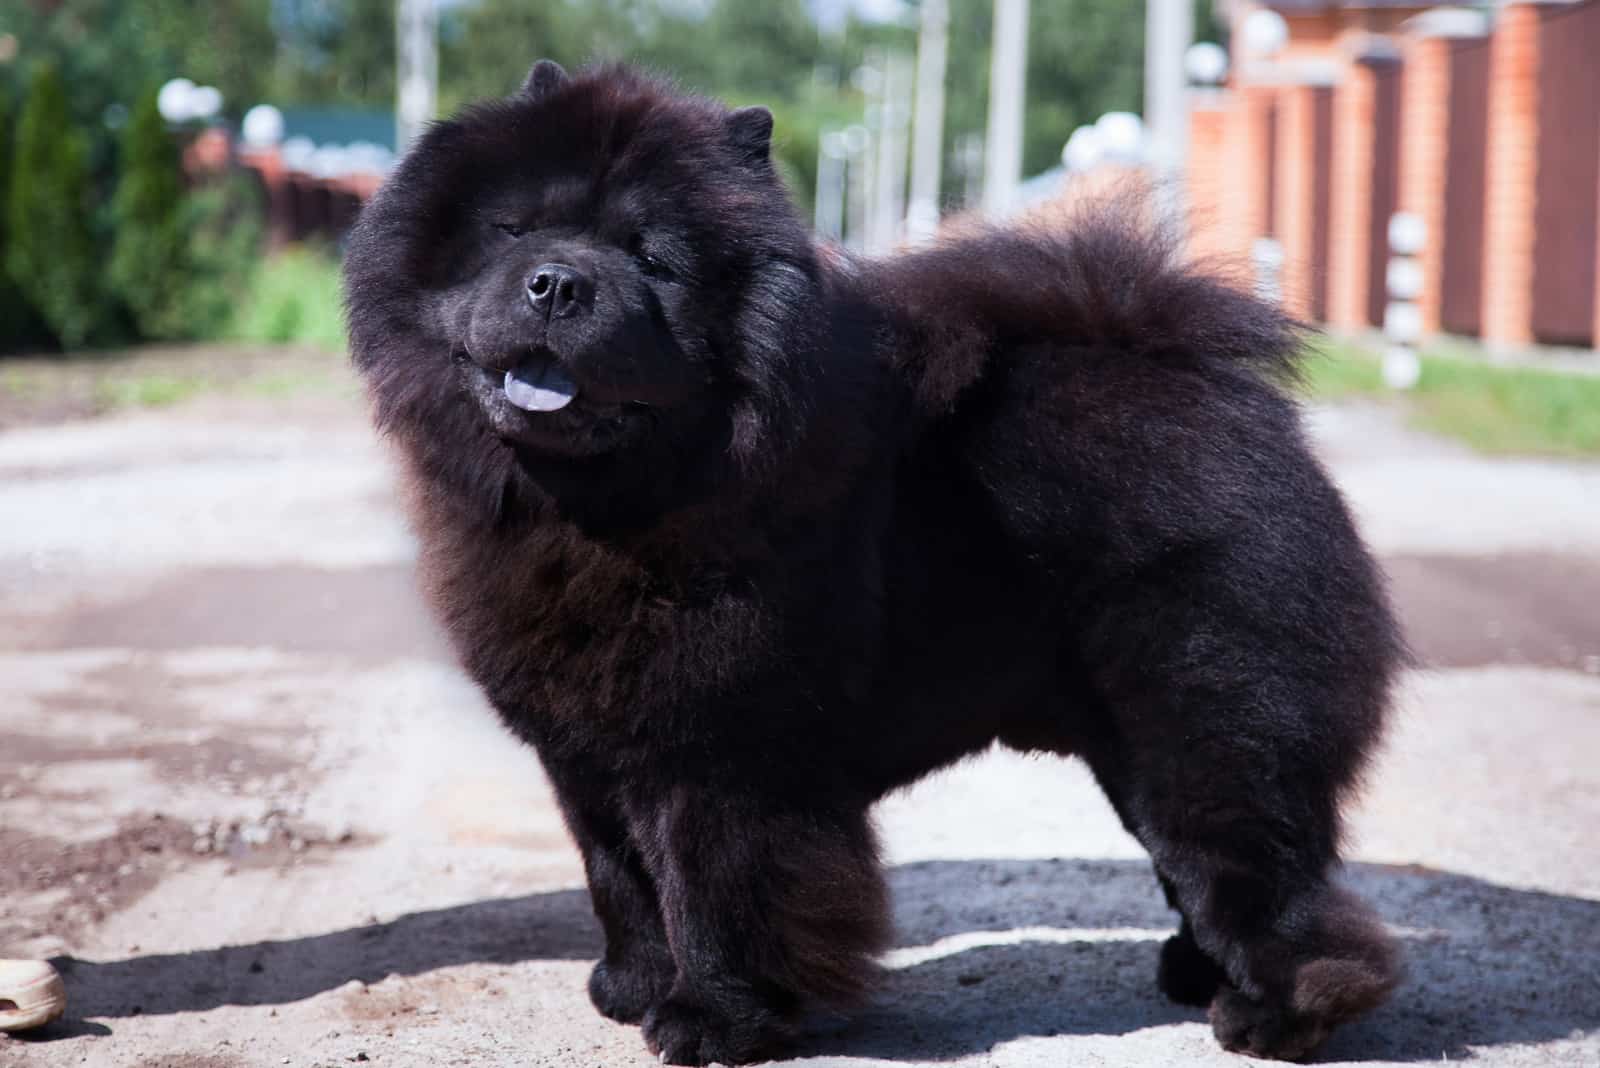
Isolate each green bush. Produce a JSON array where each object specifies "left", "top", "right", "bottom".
[
  {"left": 177, "top": 174, "right": 265, "bottom": 340},
  {"left": 108, "top": 90, "right": 265, "bottom": 344},
  {"left": 108, "top": 88, "right": 189, "bottom": 340},
  {"left": 6, "top": 64, "right": 113, "bottom": 350},
  {"left": 0, "top": 83, "right": 51, "bottom": 353},
  {"left": 229, "top": 247, "right": 345, "bottom": 351}
]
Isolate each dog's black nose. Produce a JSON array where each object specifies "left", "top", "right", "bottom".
[{"left": 527, "top": 263, "right": 593, "bottom": 319}]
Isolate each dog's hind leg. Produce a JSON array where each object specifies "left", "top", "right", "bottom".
[
  {"left": 1075, "top": 574, "right": 1401, "bottom": 1061},
  {"left": 1155, "top": 876, "right": 1229, "bottom": 1008},
  {"left": 1086, "top": 750, "right": 1228, "bottom": 1009}
]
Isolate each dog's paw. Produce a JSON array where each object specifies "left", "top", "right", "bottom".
[
  {"left": 1209, "top": 986, "right": 1328, "bottom": 1062},
  {"left": 588, "top": 959, "right": 674, "bottom": 1024},
  {"left": 642, "top": 997, "right": 787, "bottom": 1066},
  {"left": 1157, "top": 931, "right": 1225, "bottom": 1008}
]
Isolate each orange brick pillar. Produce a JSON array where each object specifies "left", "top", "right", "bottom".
[
  {"left": 1482, "top": 4, "right": 1543, "bottom": 346},
  {"left": 1221, "top": 86, "right": 1279, "bottom": 262},
  {"left": 1185, "top": 91, "right": 1230, "bottom": 263},
  {"left": 1273, "top": 82, "right": 1334, "bottom": 322},
  {"left": 1328, "top": 42, "right": 1403, "bottom": 331},
  {"left": 1398, "top": 20, "right": 1491, "bottom": 338}
]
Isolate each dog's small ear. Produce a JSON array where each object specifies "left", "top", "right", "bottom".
[
  {"left": 727, "top": 106, "right": 774, "bottom": 163},
  {"left": 520, "top": 59, "right": 570, "bottom": 100}
]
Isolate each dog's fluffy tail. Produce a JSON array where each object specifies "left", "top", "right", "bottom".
[{"left": 868, "top": 195, "right": 1303, "bottom": 414}]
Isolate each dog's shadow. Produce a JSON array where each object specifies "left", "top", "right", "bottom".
[{"left": 40, "top": 859, "right": 1600, "bottom": 1062}]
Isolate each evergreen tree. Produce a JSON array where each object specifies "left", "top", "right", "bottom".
[
  {"left": 6, "top": 64, "right": 108, "bottom": 350},
  {"left": 109, "top": 88, "right": 190, "bottom": 341},
  {"left": 0, "top": 83, "right": 49, "bottom": 353}
]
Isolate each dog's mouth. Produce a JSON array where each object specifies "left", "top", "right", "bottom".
[{"left": 503, "top": 353, "right": 579, "bottom": 413}]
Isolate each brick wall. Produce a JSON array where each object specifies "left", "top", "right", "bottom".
[
  {"left": 1186, "top": 94, "right": 1231, "bottom": 264},
  {"left": 1328, "top": 48, "right": 1402, "bottom": 330},
  {"left": 1399, "top": 28, "right": 1490, "bottom": 337},
  {"left": 1481, "top": 4, "right": 1542, "bottom": 346},
  {"left": 1482, "top": 1, "right": 1600, "bottom": 347},
  {"left": 1222, "top": 86, "right": 1280, "bottom": 259},
  {"left": 1530, "top": 0, "right": 1600, "bottom": 345},
  {"left": 1397, "top": 36, "right": 1451, "bottom": 334},
  {"left": 1274, "top": 84, "right": 1334, "bottom": 321}
]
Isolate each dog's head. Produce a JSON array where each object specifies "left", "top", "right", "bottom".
[{"left": 344, "top": 62, "right": 819, "bottom": 514}]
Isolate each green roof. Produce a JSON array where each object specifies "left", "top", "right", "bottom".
[{"left": 277, "top": 107, "right": 396, "bottom": 151}]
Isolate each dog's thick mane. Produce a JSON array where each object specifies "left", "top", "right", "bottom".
[{"left": 865, "top": 201, "right": 1302, "bottom": 417}]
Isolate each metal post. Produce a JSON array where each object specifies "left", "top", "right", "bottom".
[
  {"left": 954, "top": 132, "right": 984, "bottom": 210},
  {"left": 873, "top": 52, "right": 914, "bottom": 252},
  {"left": 856, "top": 54, "right": 884, "bottom": 252},
  {"left": 843, "top": 125, "right": 872, "bottom": 253},
  {"left": 982, "top": 0, "right": 1029, "bottom": 219},
  {"left": 1145, "top": 0, "right": 1194, "bottom": 221},
  {"left": 1145, "top": 0, "right": 1194, "bottom": 174},
  {"left": 815, "top": 131, "right": 847, "bottom": 241},
  {"left": 907, "top": 0, "right": 949, "bottom": 243},
  {"left": 1253, "top": 237, "right": 1285, "bottom": 306},
  {"left": 1383, "top": 212, "right": 1426, "bottom": 389},
  {"left": 396, "top": 0, "right": 438, "bottom": 154}
]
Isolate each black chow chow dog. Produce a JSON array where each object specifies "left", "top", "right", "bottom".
[{"left": 344, "top": 61, "right": 1403, "bottom": 1065}]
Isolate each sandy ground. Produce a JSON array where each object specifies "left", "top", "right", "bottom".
[{"left": 2, "top": 382, "right": 1598, "bottom": 1068}]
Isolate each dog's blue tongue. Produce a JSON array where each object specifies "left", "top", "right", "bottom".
[{"left": 504, "top": 357, "right": 578, "bottom": 412}]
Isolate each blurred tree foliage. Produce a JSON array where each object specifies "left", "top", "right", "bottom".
[
  {"left": 6, "top": 64, "right": 111, "bottom": 348},
  {"left": 0, "top": 0, "right": 1220, "bottom": 216},
  {"left": 0, "top": 81, "right": 49, "bottom": 351},
  {"left": 110, "top": 89, "right": 190, "bottom": 341},
  {"left": 107, "top": 89, "right": 264, "bottom": 342}
]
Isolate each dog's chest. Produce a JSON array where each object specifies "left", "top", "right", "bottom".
[{"left": 426, "top": 528, "right": 779, "bottom": 724}]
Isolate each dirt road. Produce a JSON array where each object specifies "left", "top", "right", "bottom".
[{"left": 2, "top": 384, "right": 1597, "bottom": 1067}]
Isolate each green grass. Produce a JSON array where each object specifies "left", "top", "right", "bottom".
[
  {"left": 1299, "top": 339, "right": 1600, "bottom": 458},
  {"left": 93, "top": 373, "right": 210, "bottom": 410},
  {"left": 228, "top": 247, "right": 346, "bottom": 351}
]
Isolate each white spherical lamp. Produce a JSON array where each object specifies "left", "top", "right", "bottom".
[
  {"left": 1061, "top": 125, "right": 1103, "bottom": 172},
  {"left": 242, "top": 105, "right": 285, "bottom": 149},
  {"left": 1094, "top": 111, "right": 1145, "bottom": 165},
  {"left": 189, "top": 85, "right": 223, "bottom": 121},
  {"left": 157, "top": 77, "right": 197, "bottom": 123},
  {"left": 1184, "top": 41, "right": 1230, "bottom": 86},
  {"left": 1241, "top": 9, "right": 1289, "bottom": 59}
]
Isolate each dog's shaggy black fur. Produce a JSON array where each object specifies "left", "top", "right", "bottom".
[{"left": 344, "top": 61, "right": 1403, "bottom": 1065}]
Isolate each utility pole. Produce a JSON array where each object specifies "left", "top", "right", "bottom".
[
  {"left": 872, "top": 52, "right": 914, "bottom": 251},
  {"left": 1144, "top": 0, "right": 1194, "bottom": 191},
  {"left": 982, "top": 0, "right": 1029, "bottom": 219},
  {"left": 855, "top": 54, "right": 884, "bottom": 252},
  {"left": 396, "top": 0, "right": 438, "bottom": 154},
  {"left": 844, "top": 125, "right": 872, "bottom": 253},
  {"left": 815, "top": 131, "right": 847, "bottom": 240},
  {"left": 906, "top": 0, "right": 949, "bottom": 243}
]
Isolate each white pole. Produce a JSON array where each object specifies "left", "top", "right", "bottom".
[
  {"left": 856, "top": 54, "right": 884, "bottom": 252},
  {"left": 844, "top": 125, "right": 872, "bottom": 253},
  {"left": 1144, "top": 0, "right": 1194, "bottom": 178},
  {"left": 907, "top": 0, "right": 949, "bottom": 243},
  {"left": 396, "top": 0, "right": 438, "bottom": 154},
  {"left": 815, "top": 131, "right": 847, "bottom": 240},
  {"left": 983, "top": 0, "right": 1029, "bottom": 219},
  {"left": 873, "top": 52, "right": 914, "bottom": 251},
  {"left": 1383, "top": 212, "right": 1426, "bottom": 389}
]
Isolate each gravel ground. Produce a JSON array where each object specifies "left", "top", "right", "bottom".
[{"left": 1, "top": 384, "right": 1597, "bottom": 1068}]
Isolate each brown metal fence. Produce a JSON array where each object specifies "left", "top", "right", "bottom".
[
  {"left": 1530, "top": 0, "right": 1600, "bottom": 345},
  {"left": 1439, "top": 35, "right": 1489, "bottom": 337}
]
